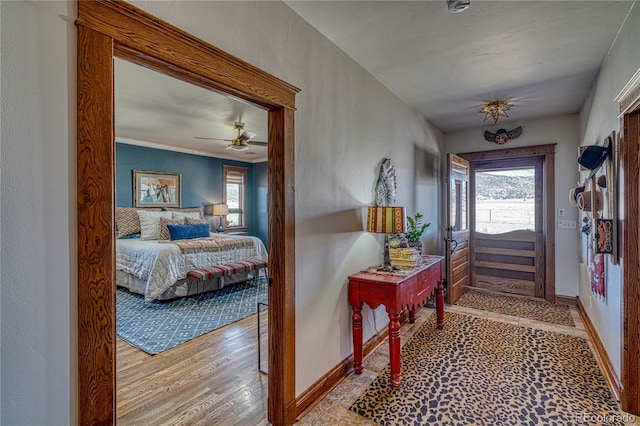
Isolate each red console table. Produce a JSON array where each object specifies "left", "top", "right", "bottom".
[{"left": 348, "top": 255, "right": 445, "bottom": 388}]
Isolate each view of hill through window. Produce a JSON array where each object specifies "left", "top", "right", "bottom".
[{"left": 476, "top": 168, "right": 535, "bottom": 233}]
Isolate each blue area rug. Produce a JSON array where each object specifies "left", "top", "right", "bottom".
[{"left": 117, "top": 278, "right": 267, "bottom": 355}]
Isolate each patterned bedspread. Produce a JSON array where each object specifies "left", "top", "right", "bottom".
[
  {"left": 161, "top": 235, "right": 255, "bottom": 253},
  {"left": 116, "top": 234, "right": 268, "bottom": 302}
]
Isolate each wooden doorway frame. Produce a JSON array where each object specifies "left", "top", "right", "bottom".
[
  {"left": 76, "top": 2, "right": 299, "bottom": 425},
  {"left": 617, "top": 70, "right": 640, "bottom": 414},
  {"left": 621, "top": 107, "right": 640, "bottom": 415},
  {"left": 471, "top": 157, "right": 544, "bottom": 298},
  {"left": 615, "top": 68, "right": 640, "bottom": 415},
  {"left": 458, "top": 144, "right": 556, "bottom": 302}
]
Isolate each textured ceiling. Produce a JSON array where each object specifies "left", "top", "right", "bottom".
[
  {"left": 115, "top": 58, "right": 268, "bottom": 162},
  {"left": 286, "top": 1, "right": 634, "bottom": 131},
  {"left": 115, "top": 1, "right": 635, "bottom": 160}
]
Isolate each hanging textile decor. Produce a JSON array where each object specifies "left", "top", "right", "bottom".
[{"left": 588, "top": 232, "right": 605, "bottom": 298}]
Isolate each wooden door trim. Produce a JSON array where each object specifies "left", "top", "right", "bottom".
[
  {"left": 471, "top": 157, "right": 544, "bottom": 298},
  {"left": 616, "top": 68, "right": 640, "bottom": 414},
  {"left": 76, "top": 2, "right": 299, "bottom": 425},
  {"left": 458, "top": 144, "right": 556, "bottom": 302},
  {"left": 621, "top": 109, "right": 640, "bottom": 414}
]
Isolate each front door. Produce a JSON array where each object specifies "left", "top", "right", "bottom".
[
  {"left": 472, "top": 158, "right": 544, "bottom": 297},
  {"left": 445, "top": 154, "right": 470, "bottom": 303}
]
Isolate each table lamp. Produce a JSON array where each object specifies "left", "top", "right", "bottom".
[
  {"left": 212, "top": 203, "right": 229, "bottom": 233},
  {"left": 366, "top": 206, "right": 406, "bottom": 271}
]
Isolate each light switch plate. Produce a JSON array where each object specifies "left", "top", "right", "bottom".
[{"left": 557, "top": 220, "right": 577, "bottom": 229}]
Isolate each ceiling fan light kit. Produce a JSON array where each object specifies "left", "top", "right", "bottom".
[
  {"left": 479, "top": 100, "right": 512, "bottom": 124},
  {"left": 446, "top": 0, "right": 470, "bottom": 13},
  {"left": 195, "top": 121, "right": 267, "bottom": 151},
  {"left": 225, "top": 142, "right": 250, "bottom": 152}
]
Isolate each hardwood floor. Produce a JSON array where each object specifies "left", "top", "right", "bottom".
[{"left": 117, "top": 310, "right": 269, "bottom": 425}]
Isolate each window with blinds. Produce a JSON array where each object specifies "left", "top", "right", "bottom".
[{"left": 223, "top": 165, "right": 247, "bottom": 228}]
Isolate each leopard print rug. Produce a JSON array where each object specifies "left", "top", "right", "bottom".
[
  {"left": 454, "top": 289, "right": 575, "bottom": 326},
  {"left": 349, "top": 312, "right": 619, "bottom": 425}
]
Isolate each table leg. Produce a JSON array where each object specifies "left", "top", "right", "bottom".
[
  {"left": 352, "top": 303, "right": 363, "bottom": 374},
  {"left": 409, "top": 305, "right": 416, "bottom": 323},
  {"left": 388, "top": 312, "right": 401, "bottom": 388},
  {"left": 436, "top": 278, "right": 445, "bottom": 329}
]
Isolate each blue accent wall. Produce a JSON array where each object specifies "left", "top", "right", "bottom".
[
  {"left": 253, "top": 161, "right": 268, "bottom": 247},
  {"left": 115, "top": 143, "right": 263, "bottom": 241}
]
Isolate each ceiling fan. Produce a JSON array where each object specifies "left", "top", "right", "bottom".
[{"left": 194, "top": 122, "right": 267, "bottom": 151}]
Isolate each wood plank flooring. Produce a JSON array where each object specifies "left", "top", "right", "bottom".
[{"left": 117, "top": 310, "right": 269, "bottom": 425}]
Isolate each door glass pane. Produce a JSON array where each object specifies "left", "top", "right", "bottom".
[
  {"left": 450, "top": 178, "right": 468, "bottom": 231},
  {"left": 475, "top": 167, "right": 535, "bottom": 233},
  {"left": 460, "top": 180, "right": 467, "bottom": 231}
]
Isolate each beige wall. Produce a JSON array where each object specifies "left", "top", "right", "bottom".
[
  {"left": 0, "top": 1, "right": 442, "bottom": 423},
  {"left": 1, "top": 1, "right": 77, "bottom": 424},
  {"left": 577, "top": 2, "right": 640, "bottom": 378},
  {"left": 444, "top": 114, "right": 581, "bottom": 297},
  {"left": 4, "top": 1, "right": 636, "bottom": 422}
]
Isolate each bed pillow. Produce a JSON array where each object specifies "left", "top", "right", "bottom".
[
  {"left": 165, "top": 206, "right": 204, "bottom": 220},
  {"left": 185, "top": 217, "right": 206, "bottom": 225},
  {"left": 167, "top": 223, "right": 211, "bottom": 241},
  {"left": 171, "top": 211, "right": 202, "bottom": 221},
  {"left": 137, "top": 210, "right": 172, "bottom": 240},
  {"left": 158, "top": 217, "right": 185, "bottom": 240},
  {"left": 115, "top": 207, "right": 140, "bottom": 238},
  {"left": 119, "top": 232, "right": 141, "bottom": 239}
]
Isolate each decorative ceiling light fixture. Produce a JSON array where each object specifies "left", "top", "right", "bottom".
[
  {"left": 446, "top": 0, "right": 471, "bottom": 13},
  {"left": 479, "top": 100, "right": 513, "bottom": 124}
]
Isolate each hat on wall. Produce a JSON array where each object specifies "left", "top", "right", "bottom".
[
  {"left": 578, "top": 138, "right": 611, "bottom": 178},
  {"left": 569, "top": 185, "right": 585, "bottom": 207}
]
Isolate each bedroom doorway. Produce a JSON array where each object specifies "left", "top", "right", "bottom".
[
  {"left": 77, "top": 1, "right": 299, "bottom": 425},
  {"left": 113, "top": 57, "right": 272, "bottom": 424}
]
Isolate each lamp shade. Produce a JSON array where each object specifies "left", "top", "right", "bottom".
[
  {"left": 212, "top": 204, "right": 229, "bottom": 216},
  {"left": 366, "top": 206, "right": 406, "bottom": 234}
]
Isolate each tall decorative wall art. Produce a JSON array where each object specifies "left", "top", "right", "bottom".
[
  {"left": 374, "top": 158, "right": 397, "bottom": 207},
  {"left": 574, "top": 130, "right": 619, "bottom": 299}
]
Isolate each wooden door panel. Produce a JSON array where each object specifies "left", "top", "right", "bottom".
[
  {"left": 449, "top": 231, "right": 469, "bottom": 301},
  {"left": 473, "top": 230, "right": 541, "bottom": 297},
  {"left": 474, "top": 275, "right": 535, "bottom": 296},
  {"left": 446, "top": 154, "right": 470, "bottom": 303}
]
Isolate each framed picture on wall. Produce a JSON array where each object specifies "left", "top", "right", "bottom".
[{"left": 133, "top": 170, "right": 181, "bottom": 208}]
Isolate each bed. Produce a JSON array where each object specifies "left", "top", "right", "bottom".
[
  {"left": 115, "top": 207, "right": 268, "bottom": 302},
  {"left": 116, "top": 234, "right": 268, "bottom": 302}
]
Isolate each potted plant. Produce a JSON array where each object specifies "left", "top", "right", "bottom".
[{"left": 405, "top": 213, "right": 430, "bottom": 252}]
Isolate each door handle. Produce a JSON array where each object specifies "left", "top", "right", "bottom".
[{"left": 450, "top": 240, "right": 458, "bottom": 254}]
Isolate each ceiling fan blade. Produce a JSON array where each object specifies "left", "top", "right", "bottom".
[
  {"left": 248, "top": 140, "right": 268, "bottom": 147},
  {"left": 193, "top": 136, "right": 231, "bottom": 141}
]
